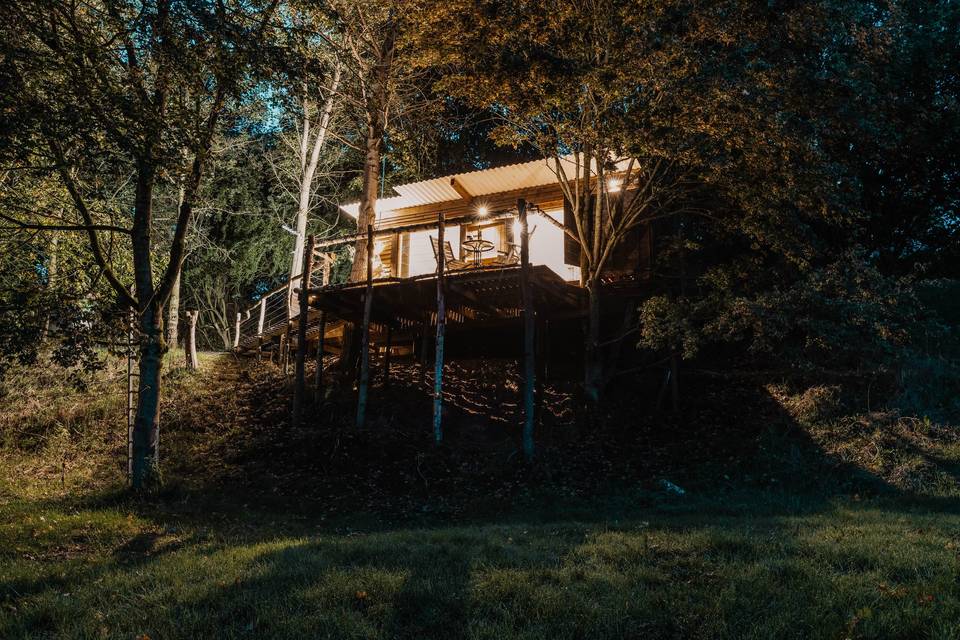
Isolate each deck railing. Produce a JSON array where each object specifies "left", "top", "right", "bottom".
[
  {"left": 234, "top": 251, "right": 333, "bottom": 351},
  {"left": 232, "top": 205, "right": 562, "bottom": 352}
]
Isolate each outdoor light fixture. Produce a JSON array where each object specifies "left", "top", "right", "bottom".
[
  {"left": 476, "top": 205, "right": 489, "bottom": 217},
  {"left": 512, "top": 218, "right": 522, "bottom": 240},
  {"left": 607, "top": 177, "right": 622, "bottom": 193}
]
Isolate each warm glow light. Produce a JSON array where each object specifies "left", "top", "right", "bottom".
[
  {"left": 607, "top": 177, "right": 622, "bottom": 193},
  {"left": 477, "top": 205, "right": 489, "bottom": 217},
  {"left": 512, "top": 218, "right": 522, "bottom": 240}
]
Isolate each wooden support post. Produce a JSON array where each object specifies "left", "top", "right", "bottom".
[
  {"left": 356, "top": 224, "right": 374, "bottom": 428},
  {"left": 278, "top": 331, "right": 286, "bottom": 370},
  {"left": 419, "top": 312, "right": 431, "bottom": 385},
  {"left": 126, "top": 308, "right": 135, "bottom": 481},
  {"left": 257, "top": 297, "right": 266, "bottom": 335},
  {"left": 314, "top": 310, "right": 326, "bottom": 396},
  {"left": 383, "top": 324, "right": 392, "bottom": 388},
  {"left": 284, "top": 323, "right": 293, "bottom": 376},
  {"left": 535, "top": 316, "right": 547, "bottom": 424},
  {"left": 670, "top": 352, "right": 680, "bottom": 412},
  {"left": 293, "top": 235, "right": 315, "bottom": 428},
  {"left": 433, "top": 211, "right": 447, "bottom": 444},
  {"left": 233, "top": 311, "right": 241, "bottom": 349},
  {"left": 518, "top": 198, "right": 535, "bottom": 461},
  {"left": 185, "top": 310, "right": 199, "bottom": 370}
]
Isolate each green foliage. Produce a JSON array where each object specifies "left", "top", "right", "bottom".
[
  {"left": 641, "top": 250, "right": 930, "bottom": 367},
  {"left": 0, "top": 229, "right": 119, "bottom": 386},
  {"left": 413, "top": 0, "right": 959, "bottom": 390},
  {"left": 182, "top": 134, "right": 294, "bottom": 348}
]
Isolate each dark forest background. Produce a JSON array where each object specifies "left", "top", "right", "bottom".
[{"left": 0, "top": 0, "right": 956, "bottom": 420}]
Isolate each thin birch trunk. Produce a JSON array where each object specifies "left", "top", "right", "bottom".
[
  {"left": 166, "top": 267, "right": 180, "bottom": 348},
  {"left": 166, "top": 185, "right": 185, "bottom": 348},
  {"left": 289, "top": 66, "right": 341, "bottom": 313},
  {"left": 41, "top": 231, "right": 59, "bottom": 341}
]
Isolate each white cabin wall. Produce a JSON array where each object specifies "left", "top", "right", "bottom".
[
  {"left": 396, "top": 209, "right": 580, "bottom": 283},
  {"left": 403, "top": 225, "right": 461, "bottom": 277},
  {"left": 529, "top": 208, "right": 581, "bottom": 282}
]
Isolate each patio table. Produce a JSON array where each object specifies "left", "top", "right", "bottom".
[{"left": 461, "top": 237, "right": 495, "bottom": 267}]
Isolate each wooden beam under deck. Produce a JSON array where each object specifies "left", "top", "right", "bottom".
[{"left": 301, "top": 265, "right": 584, "bottom": 350}]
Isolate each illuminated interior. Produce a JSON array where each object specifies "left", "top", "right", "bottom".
[
  {"left": 529, "top": 209, "right": 581, "bottom": 282},
  {"left": 393, "top": 212, "right": 579, "bottom": 282},
  {"left": 402, "top": 225, "right": 462, "bottom": 277},
  {"left": 464, "top": 221, "right": 506, "bottom": 256}
]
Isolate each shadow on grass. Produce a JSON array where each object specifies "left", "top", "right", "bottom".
[
  {"left": 17, "top": 360, "right": 960, "bottom": 540},
  {"left": 8, "top": 360, "right": 960, "bottom": 636},
  {"left": 5, "top": 499, "right": 960, "bottom": 639}
]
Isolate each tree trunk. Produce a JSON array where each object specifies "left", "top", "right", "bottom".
[
  {"left": 349, "top": 28, "right": 396, "bottom": 283},
  {"left": 130, "top": 162, "right": 164, "bottom": 491},
  {"left": 166, "top": 266, "right": 180, "bottom": 348},
  {"left": 432, "top": 212, "right": 446, "bottom": 444},
  {"left": 584, "top": 281, "right": 603, "bottom": 405},
  {"left": 350, "top": 123, "right": 383, "bottom": 282},
  {"left": 519, "top": 199, "right": 535, "bottom": 461},
  {"left": 356, "top": 225, "right": 374, "bottom": 428},
  {"left": 185, "top": 310, "right": 199, "bottom": 370},
  {"left": 166, "top": 185, "right": 185, "bottom": 348},
  {"left": 293, "top": 235, "right": 315, "bottom": 428},
  {"left": 289, "top": 68, "right": 340, "bottom": 297},
  {"left": 132, "top": 301, "right": 164, "bottom": 490},
  {"left": 41, "top": 231, "right": 59, "bottom": 342}
]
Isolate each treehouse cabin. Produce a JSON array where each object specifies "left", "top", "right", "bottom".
[
  {"left": 337, "top": 156, "right": 651, "bottom": 285},
  {"left": 235, "top": 156, "right": 654, "bottom": 370}
]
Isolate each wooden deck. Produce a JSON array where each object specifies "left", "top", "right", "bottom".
[{"left": 235, "top": 264, "right": 585, "bottom": 356}]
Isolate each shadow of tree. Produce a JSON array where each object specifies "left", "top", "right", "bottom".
[
  {"left": 6, "top": 502, "right": 960, "bottom": 639},
  {"left": 6, "top": 361, "right": 960, "bottom": 638}
]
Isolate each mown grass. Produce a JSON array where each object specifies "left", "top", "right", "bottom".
[
  {"left": 2, "top": 493, "right": 960, "bottom": 639},
  {"left": 2, "top": 354, "right": 959, "bottom": 639}
]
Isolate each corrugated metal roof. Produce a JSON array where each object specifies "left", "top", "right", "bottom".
[{"left": 340, "top": 155, "right": 631, "bottom": 219}]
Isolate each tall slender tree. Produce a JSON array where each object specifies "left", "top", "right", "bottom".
[{"left": 1, "top": 0, "right": 280, "bottom": 489}]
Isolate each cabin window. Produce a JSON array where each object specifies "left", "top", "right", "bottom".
[
  {"left": 463, "top": 221, "right": 507, "bottom": 263},
  {"left": 401, "top": 225, "right": 461, "bottom": 277}
]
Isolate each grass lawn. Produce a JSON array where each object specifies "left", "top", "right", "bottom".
[
  {"left": 2, "top": 492, "right": 960, "bottom": 639},
  {"left": 2, "top": 354, "right": 959, "bottom": 639}
]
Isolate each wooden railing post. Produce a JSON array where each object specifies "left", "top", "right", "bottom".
[
  {"left": 293, "top": 235, "right": 316, "bottom": 428},
  {"left": 383, "top": 324, "right": 392, "bottom": 388},
  {"left": 314, "top": 310, "right": 326, "bottom": 396},
  {"left": 257, "top": 297, "right": 266, "bottom": 335},
  {"left": 185, "top": 310, "right": 199, "bottom": 370},
  {"left": 519, "top": 198, "right": 535, "bottom": 461},
  {"left": 433, "top": 211, "right": 447, "bottom": 444},
  {"left": 356, "top": 224, "right": 374, "bottom": 428}
]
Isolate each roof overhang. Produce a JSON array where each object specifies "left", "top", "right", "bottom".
[{"left": 339, "top": 155, "right": 632, "bottom": 220}]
